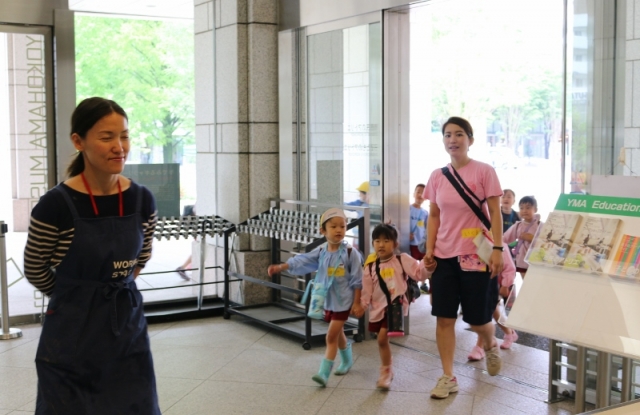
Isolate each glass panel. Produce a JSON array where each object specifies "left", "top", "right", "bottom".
[
  {"left": 566, "top": 0, "right": 619, "bottom": 195},
  {"left": 75, "top": 14, "right": 196, "bottom": 215},
  {"left": 307, "top": 22, "right": 382, "bottom": 248},
  {"left": 409, "top": 0, "right": 565, "bottom": 220},
  {"left": 403, "top": 1, "right": 566, "bottom": 388},
  {"left": 567, "top": 0, "right": 590, "bottom": 195},
  {"left": 74, "top": 14, "right": 197, "bottom": 304},
  {"left": 0, "top": 31, "right": 52, "bottom": 317}
]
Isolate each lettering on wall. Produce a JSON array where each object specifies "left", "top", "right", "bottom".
[{"left": 26, "top": 35, "right": 47, "bottom": 210}]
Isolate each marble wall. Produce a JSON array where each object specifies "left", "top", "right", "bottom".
[{"left": 194, "top": 0, "right": 279, "bottom": 304}]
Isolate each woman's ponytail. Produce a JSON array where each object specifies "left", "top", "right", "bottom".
[{"left": 66, "top": 152, "right": 85, "bottom": 178}]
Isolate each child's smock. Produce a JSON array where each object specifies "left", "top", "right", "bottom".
[
  {"left": 286, "top": 242, "right": 363, "bottom": 312},
  {"left": 361, "top": 253, "right": 431, "bottom": 323},
  {"left": 503, "top": 214, "right": 543, "bottom": 269},
  {"left": 410, "top": 205, "right": 428, "bottom": 246}
]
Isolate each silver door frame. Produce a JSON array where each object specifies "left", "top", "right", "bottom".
[{"left": 383, "top": 9, "right": 412, "bottom": 253}]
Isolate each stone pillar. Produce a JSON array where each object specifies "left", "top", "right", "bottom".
[
  {"left": 625, "top": 0, "right": 640, "bottom": 175},
  {"left": 194, "top": 0, "right": 279, "bottom": 304}
]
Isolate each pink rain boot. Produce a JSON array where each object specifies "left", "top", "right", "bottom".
[{"left": 376, "top": 365, "right": 394, "bottom": 390}]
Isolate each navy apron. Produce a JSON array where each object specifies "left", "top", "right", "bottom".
[{"left": 35, "top": 183, "right": 160, "bottom": 415}]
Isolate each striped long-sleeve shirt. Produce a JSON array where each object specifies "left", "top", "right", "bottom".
[{"left": 24, "top": 180, "right": 157, "bottom": 296}]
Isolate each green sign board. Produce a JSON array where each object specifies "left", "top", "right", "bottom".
[
  {"left": 555, "top": 194, "right": 640, "bottom": 218},
  {"left": 123, "top": 163, "right": 180, "bottom": 218}
]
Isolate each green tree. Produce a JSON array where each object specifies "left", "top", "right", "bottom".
[
  {"left": 527, "top": 71, "right": 563, "bottom": 159},
  {"left": 75, "top": 15, "right": 194, "bottom": 163},
  {"left": 429, "top": 1, "right": 541, "bottom": 124},
  {"left": 425, "top": 0, "right": 563, "bottom": 151}
]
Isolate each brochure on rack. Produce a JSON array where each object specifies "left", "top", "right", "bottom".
[
  {"left": 506, "top": 193, "right": 640, "bottom": 359},
  {"left": 525, "top": 194, "right": 640, "bottom": 282}
]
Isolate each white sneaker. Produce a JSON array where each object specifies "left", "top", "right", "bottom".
[
  {"left": 430, "top": 375, "right": 459, "bottom": 399},
  {"left": 485, "top": 345, "right": 502, "bottom": 376}
]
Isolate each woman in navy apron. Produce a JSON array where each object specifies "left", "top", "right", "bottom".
[{"left": 23, "top": 97, "right": 160, "bottom": 414}]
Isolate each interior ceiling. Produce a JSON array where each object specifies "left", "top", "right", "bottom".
[{"left": 69, "top": 0, "right": 194, "bottom": 20}]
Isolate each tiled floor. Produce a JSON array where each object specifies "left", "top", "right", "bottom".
[{"left": 0, "top": 293, "right": 578, "bottom": 415}]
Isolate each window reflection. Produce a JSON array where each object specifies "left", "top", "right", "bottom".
[{"left": 409, "top": 0, "right": 564, "bottom": 219}]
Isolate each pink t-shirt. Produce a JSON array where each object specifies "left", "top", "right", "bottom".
[{"left": 423, "top": 159, "right": 503, "bottom": 258}]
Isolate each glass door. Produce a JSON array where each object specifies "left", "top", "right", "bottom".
[
  {"left": 404, "top": 0, "right": 565, "bottom": 220},
  {"left": 0, "top": 25, "right": 55, "bottom": 319},
  {"left": 384, "top": 0, "right": 568, "bottom": 392},
  {"left": 305, "top": 19, "right": 383, "bottom": 250}
]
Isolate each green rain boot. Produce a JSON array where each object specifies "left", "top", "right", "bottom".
[
  {"left": 311, "top": 358, "right": 334, "bottom": 387},
  {"left": 334, "top": 343, "right": 353, "bottom": 375}
]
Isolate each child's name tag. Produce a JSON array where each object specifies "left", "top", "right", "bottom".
[
  {"left": 380, "top": 268, "right": 395, "bottom": 279},
  {"left": 459, "top": 254, "right": 487, "bottom": 272},
  {"left": 328, "top": 266, "right": 345, "bottom": 277},
  {"left": 461, "top": 228, "right": 481, "bottom": 238}
]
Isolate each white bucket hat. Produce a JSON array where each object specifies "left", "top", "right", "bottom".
[{"left": 320, "top": 208, "right": 347, "bottom": 227}]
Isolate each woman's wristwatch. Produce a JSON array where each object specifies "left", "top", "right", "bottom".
[{"left": 492, "top": 246, "right": 504, "bottom": 251}]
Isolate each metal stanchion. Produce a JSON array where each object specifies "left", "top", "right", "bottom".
[
  {"left": 0, "top": 221, "right": 22, "bottom": 340},
  {"left": 620, "top": 357, "right": 632, "bottom": 403},
  {"left": 596, "top": 351, "right": 612, "bottom": 408},
  {"left": 547, "top": 339, "right": 562, "bottom": 403},
  {"left": 575, "top": 346, "right": 587, "bottom": 413},
  {"left": 198, "top": 219, "right": 214, "bottom": 311}
]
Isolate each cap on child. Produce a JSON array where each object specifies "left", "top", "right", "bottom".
[{"left": 320, "top": 208, "right": 347, "bottom": 226}]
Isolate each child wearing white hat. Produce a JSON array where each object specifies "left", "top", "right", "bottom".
[{"left": 268, "top": 207, "right": 364, "bottom": 386}]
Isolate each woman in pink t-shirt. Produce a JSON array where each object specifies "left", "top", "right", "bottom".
[{"left": 422, "top": 116, "right": 505, "bottom": 399}]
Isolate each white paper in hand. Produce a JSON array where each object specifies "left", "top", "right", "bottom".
[{"left": 473, "top": 232, "right": 493, "bottom": 265}]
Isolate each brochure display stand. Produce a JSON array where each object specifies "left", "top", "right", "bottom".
[
  {"left": 508, "top": 194, "right": 640, "bottom": 359},
  {"left": 579, "top": 399, "right": 640, "bottom": 414},
  {"left": 224, "top": 200, "right": 370, "bottom": 350},
  {"left": 507, "top": 194, "right": 640, "bottom": 411}
]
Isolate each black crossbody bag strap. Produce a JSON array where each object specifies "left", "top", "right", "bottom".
[
  {"left": 396, "top": 255, "right": 405, "bottom": 278},
  {"left": 451, "top": 167, "right": 484, "bottom": 205},
  {"left": 441, "top": 166, "right": 492, "bottom": 231},
  {"left": 374, "top": 259, "right": 392, "bottom": 306}
]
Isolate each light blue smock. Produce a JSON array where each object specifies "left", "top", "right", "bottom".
[{"left": 287, "top": 242, "right": 363, "bottom": 312}]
